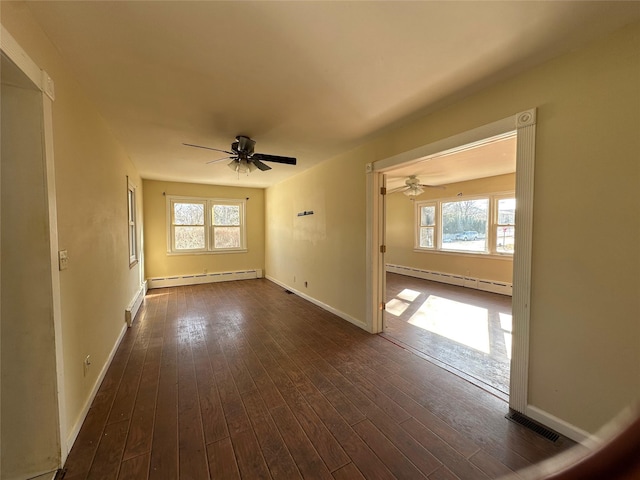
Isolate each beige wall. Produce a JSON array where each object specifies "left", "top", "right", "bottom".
[
  {"left": 1, "top": 1, "right": 144, "bottom": 450},
  {"left": 266, "top": 22, "right": 640, "bottom": 434},
  {"left": 266, "top": 154, "right": 367, "bottom": 324},
  {"left": 386, "top": 174, "right": 515, "bottom": 283},
  {"left": 143, "top": 180, "right": 265, "bottom": 279}
]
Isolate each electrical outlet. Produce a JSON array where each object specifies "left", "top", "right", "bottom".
[{"left": 83, "top": 355, "right": 91, "bottom": 377}]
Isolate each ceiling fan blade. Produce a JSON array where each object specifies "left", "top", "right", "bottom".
[
  {"left": 252, "top": 159, "right": 272, "bottom": 171},
  {"left": 183, "top": 143, "right": 234, "bottom": 155},
  {"left": 252, "top": 153, "right": 297, "bottom": 165},
  {"left": 206, "top": 156, "right": 236, "bottom": 164},
  {"left": 418, "top": 183, "right": 447, "bottom": 189},
  {"left": 387, "top": 186, "right": 408, "bottom": 194}
]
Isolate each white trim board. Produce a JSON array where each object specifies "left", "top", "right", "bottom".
[
  {"left": 525, "top": 405, "right": 595, "bottom": 445},
  {"left": 386, "top": 264, "right": 512, "bottom": 296},
  {"left": 266, "top": 276, "right": 368, "bottom": 331},
  {"left": 66, "top": 323, "right": 128, "bottom": 453},
  {"left": 147, "top": 269, "right": 263, "bottom": 289}
]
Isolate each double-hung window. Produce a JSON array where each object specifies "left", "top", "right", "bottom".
[
  {"left": 495, "top": 196, "right": 515, "bottom": 254},
  {"left": 127, "top": 179, "right": 138, "bottom": 266},
  {"left": 417, "top": 203, "right": 436, "bottom": 248},
  {"left": 415, "top": 193, "right": 514, "bottom": 256},
  {"left": 168, "top": 196, "right": 246, "bottom": 253}
]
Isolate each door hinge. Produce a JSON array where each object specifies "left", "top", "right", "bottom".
[
  {"left": 380, "top": 187, "right": 386, "bottom": 195},
  {"left": 380, "top": 245, "right": 386, "bottom": 253},
  {"left": 380, "top": 302, "right": 386, "bottom": 311}
]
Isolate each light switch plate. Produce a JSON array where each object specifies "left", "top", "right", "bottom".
[{"left": 58, "top": 250, "right": 68, "bottom": 270}]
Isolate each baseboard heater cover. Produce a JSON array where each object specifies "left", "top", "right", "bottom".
[
  {"left": 147, "top": 269, "right": 263, "bottom": 289},
  {"left": 386, "top": 264, "right": 512, "bottom": 296},
  {"left": 125, "top": 282, "right": 146, "bottom": 327}
]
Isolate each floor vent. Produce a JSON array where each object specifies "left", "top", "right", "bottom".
[{"left": 506, "top": 410, "right": 560, "bottom": 442}]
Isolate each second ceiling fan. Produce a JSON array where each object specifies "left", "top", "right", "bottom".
[
  {"left": 389, "top": 175, "right": 445, "bottom": 197},
  {"left": 184, "top": 135, "right": 297, "bottom": 174}
]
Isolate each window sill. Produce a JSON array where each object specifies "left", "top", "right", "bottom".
[
  {"left": 167, "top": 249, "right": 248, "bottom": 256},
  {"left": 412, "top": 248, "right": 513, "bottom": 260}
]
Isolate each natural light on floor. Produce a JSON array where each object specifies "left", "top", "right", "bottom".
[
  {"left": 408, "top": 295, "right": 490, "bottom": 353},
  {"left": 500, "top": 312, "right": 513, "bottom": 360},
  {"left": 386, "top": 298, "right": 410, "bottom": 316},
  {"left": 397, "top": 288, "right": 421, "bottom": 302}
]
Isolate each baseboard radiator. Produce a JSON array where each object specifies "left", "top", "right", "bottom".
[
  {"left": 125, "top": 282, "right": 147, "bottom": 327},
  {"left": 386, "top": 263, "right": 512, "bottom": 296},
  {"left": 147, "top": 269, "right": 263, "bottom": 290}
]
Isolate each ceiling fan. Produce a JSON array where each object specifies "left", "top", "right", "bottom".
[
  {"left": 183, "top": 135, "right": 297, "bottom": 174},
  {"left": 388, "top": 175, "right": 445, "bottom": 197}
]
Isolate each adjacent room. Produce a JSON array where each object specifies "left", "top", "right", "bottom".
[
  {"left": 382, "top": 134, "right": 516, "bottom": 399},
  {"left": 1, "top": 1, "right": 639, "bottom": 479}
]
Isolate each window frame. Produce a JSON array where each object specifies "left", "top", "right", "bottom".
[
  {"left": 127, "top": 179, "right": 138, "bottom": 267},
  {"left": 166, "top": 195, "right": 247, "bottom": 254},
  {"left": 415, "top": 202, "right": 437, "bottom": 250},
  {"left": 414, "top": 191, "right": 515, "bottom": 257}
]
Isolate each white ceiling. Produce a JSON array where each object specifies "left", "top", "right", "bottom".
[
  {"left": 24, "top": 1, "right": 640, "bottom": 188},
  {"left": 386, "top": 134, "right": 517, "bottom": 191}
]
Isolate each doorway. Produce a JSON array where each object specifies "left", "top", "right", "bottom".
[
  {"left": 380, "top": 133, "right": 516, "bottom": 398},
  {"left": 366, "top": 110, "right": 538, "bottom": 414}
]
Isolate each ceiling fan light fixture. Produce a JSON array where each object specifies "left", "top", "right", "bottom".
[
  {"left": 227, "top": 159, "right": 256, "bottom": 174},
  {"left": 403, "top": 186, "right": 425, "bottom": 197}
]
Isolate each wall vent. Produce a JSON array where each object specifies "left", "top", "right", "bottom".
[{"left": 506, "top": 410, "right": 560, "bottom": 442}]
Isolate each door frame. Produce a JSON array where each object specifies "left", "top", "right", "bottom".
[
  {"left": 1, "top": 25, "right": 67, "bottom": 465},
  {"left": 366, "top": 110, "right": 537, "bottom": 413}
]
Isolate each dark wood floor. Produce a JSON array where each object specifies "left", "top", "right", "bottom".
[
  {"left": 384, "top": 273, "right": 512, "bottom": 398},
  {"left": 63, "top": 279, "right": 575, "bottom": 479}
]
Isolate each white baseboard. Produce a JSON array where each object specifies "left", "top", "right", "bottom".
[
  {"left": 386, "top": 263, "right": 512, "bottom": 296},
  {"left": 266, "top": 276, "right": 368, "bottom": 331},
  {"left": 147, "top": 269, "right": 262, "bottom": 289},
  {"left": 525, "top": 404, "right": 595, "bottom": 445},
  {"left": 66, "top": 322, "right": 128, "bottom": 452},
  {"left": 125, "top": 283, "right": 146, "bottom": 327}
]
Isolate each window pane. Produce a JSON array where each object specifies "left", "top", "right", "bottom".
[
  {"left": 175, "top": 226, "right": 205, "bottom": 249},
  {"left": 174, "top": 203, "right": 204, "bottom": 225},
  {"left": 419, "top": 227, "right": 434, "bottom": 248},
  {"left": 497, "top": 226, "right": 515, "bottom": 253},
  {"left": 214, "top": 226, "right": 241, "bottom": 248},
  {"left": 441, "top": 199, "right": 488, "bottom": 252},
  {"left": 420, "top": 205, "right": 435, "bottom": 226},
  {"left": 498, "top": 198, "right": 515, "bottom": 225},
  {"left": 213, "top": 205, "right": 240, "bottom": 226}
]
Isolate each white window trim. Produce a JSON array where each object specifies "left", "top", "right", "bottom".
[
  {"left": 414, "top": 190, "right": 515, "bottom": 257},
  {"left": 166, "top": 195, "right": 247, "bottom": 255},
  {"left": 127, "top": 179, "right": 138, "bottom": 267}
]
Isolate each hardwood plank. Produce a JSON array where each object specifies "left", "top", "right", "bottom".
[
  {"left": 269, "top": 404, "right": 333, "bottom": 480},
  {"left": 351, "top": 419, "right": 428, "bottom": 479},
  {"left": 332, "top": 462, "right": 366, "bottom": 480},
  {"left": 242, "top": 388, "right": 302, "bottom": 479},
  {"left": 207, "top": 437, "right": 241, "bottom": 480},
  {"left": 117, "top": 453, "right": 150, "bottom": 480},
  {"left": 87, "top": 419, "right": 129, "bottom": 480},
  {"left": 401, "top": 417, "right": 491, "bottom": 480},
  {"left": 149, "top": 291, "right": 179, "bottom": 480},
  {"left": 230, "top": 429, "right": 272, "bottom": 479},
  {"left": 469, "top": 448, "right": 522, "bottom": 479}
]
